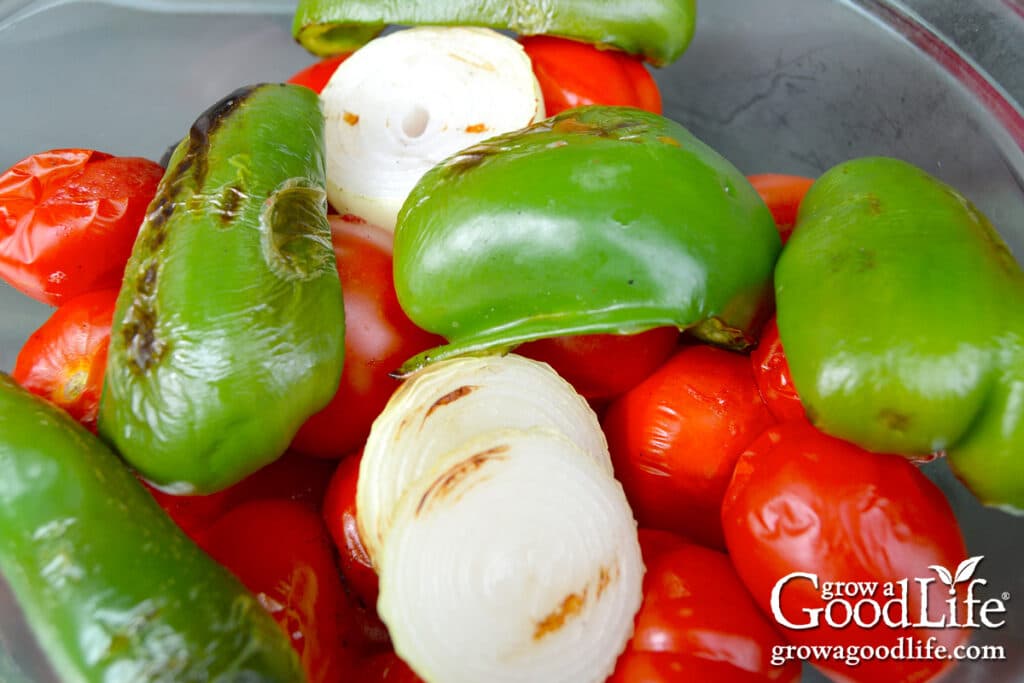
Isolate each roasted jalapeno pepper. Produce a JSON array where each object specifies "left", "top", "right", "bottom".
[
  {"left": 292, "top": 0, "right": 697, "bottom": 66},
  {"left": 775, "top": 156, "right": 1024, "bottom": 510},
  {"left": 393, "top": 106, "right": 781, "bottom": 373},
  {"left": 98, "top": 84, "right": 344, "bottom": 494},
  {"left": 0, "top": 374, "right": 305, "bottom": 682}
]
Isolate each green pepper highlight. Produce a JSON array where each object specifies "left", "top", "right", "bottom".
[
  {"left": 775, "top": 156, "right": 1024, "bottom": 510},
  {"left": 394, "top": 106, "right": 781, "bottom": 374},
  {"left": 0, "top": 374, "right": 306, "bottom": 683},
  {"left": 98, "top": 84, "right": 344, "bottom": 495},
  {"left": 292, "top": 0, "right": 697, "bottom": 66}
]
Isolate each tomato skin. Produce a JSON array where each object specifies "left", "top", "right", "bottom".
[
  {"left": 287, "top": 54, "right": 351, "bottom": 94},
  {"left": 747, "top": 174, "right": 815, "bottom": 243},
  {"left": 0, "top": 149, "right": 163, "bottom": 305},
  {"left": 357, "top": 652, "right": 424, "bottom": 682},
  {"left": 604, "top": 345, "right": 775, "bottom": 549},
  {"left": 12, "top": 288, "right": 118, "bottom": 431},
  {"left": 520, "top": 36, "right": 662, "bottom": 116},
  {"left": 290, "top": 216, "right": 443, "bottom": 458},
  {"left": 323, "top": 451, "right": 380, "bottom": 610},
  {"left": 750, "top": 316, "right": 805, "bottom": 422},
  {"left": 518, "top": 327, "right": 679, "bottom": 400},
  {"left": 721, "top": 420, "right": 968, "bottom": 683},
  {"left": 200, "top": 499, "right": 367, "bottom": 683},
  {"left": 610, "top": 529, "right": 801, "bottom": 683},
  {"left": 145, "top": 451, "right": 336, "bottom": 541}
]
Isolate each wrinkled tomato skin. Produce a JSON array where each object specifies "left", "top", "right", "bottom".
[
  {"left": 287, "top": 54, "right": 351, "bottom": 94},
  {"left": 290, "top": 216, "right": 443, "bottom": 458},
  {"left": 721, "top": 420, "right": 969, "bottom": 683},
  {"left": 145, "top": 452, "right": 336, "bottom": 541},
  {"left": 200, "top": 499, "right": 368, "bottom": 683},
  {"left": 0, "top": 149, "right": 163, "bottom": 305},
  {"left": 518, "top": 327, "right": 679, "bottom": 400},
  {"left": 12, "top": 288, "right": 119, "bottom": 431},
  {"left": 609, "top": 529, "right": 801, "bottom": 683},
  {"left": 521, "top": 36, "right": 662, "bottom": 116},
  {"left": 750, "top": 316, "right": 805, "bottom": 422},
  {"left": 323, "top": 451, "right": 380, "bottom": 610},
  {"left": 747, "top": 174, "right": 815, "bottom": 243},
  {"left": 604, "top": 345, "right": 775, "bottom": 548}
]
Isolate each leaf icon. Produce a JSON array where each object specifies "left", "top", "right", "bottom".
[
  {"left": 929, "top": 564, "right": 954, "bottom": 586},
  {"left": 953, "top": 556, "right": 984, "bottom": 584}
]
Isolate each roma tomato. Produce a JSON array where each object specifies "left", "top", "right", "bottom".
[
  {"left": 610, "top": 529, "right": 800, "bottom": 683},
  {"left": 0, "top": 149, "right": 163, "bottom": 305},
  {"left": 290, "top": 215, "right": 443, "bottom": 458},
  {"left": 12, "top": 288, "right": 118, "bottom": 431},
  {"left": 145, "top": 451, "right": 337, "bottom": 541},
  {"left": 747, "top": 174, "right": 815, "bottom": 243},
  {"left": 323, "top": 452, "right": 380, "bottom": 610},
  {"left": 750, "top": 316, "right": 804, "bottom": 422},
  {"left": 200, "top": 499, "right": 368, "bottom": 683},
  {"left": 604, "top": 345, "right": 775, "bottom": 549},
  {"left": 721, "top": 420, "right": 969, "bottom": 683},
  {"left": 518, "top": 327, "right": 679, "bottom": 400},
  {"left": 520, "top": 35, "right": 662, "bottom": 116},
  {"left": 288, "top": 54, "right": 350, "bottom": 94}
]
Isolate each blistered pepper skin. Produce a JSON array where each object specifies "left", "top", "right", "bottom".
[
  {"left": 292, "top": 0, "right": 696, "bottom": 66},
  {"left": 775, "top": 156, "right": 1024, "bottom": 510},
  {"left": 394, "top": 106, "right": 781, "bottom": 373},
  {"left": 0, "top": 375, "right": 306, "bottom": 683},
  {"left": 98, "top": 84, "right": 344, "bottom": 494}
]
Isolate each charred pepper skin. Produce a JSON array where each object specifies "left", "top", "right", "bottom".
[
  {"left": 98, "top": 84, "right": 344, "bottom": 495},
  {"left": 292, "top": 0, "right": 697, "bottom": 66},
  {"left": 775, "top": 156, "right": 1024, "bottom": 510},
  {"left": 393, "top": 106, "right": 781, "bottom": 374},
  {"left": 0, "top": 374, "right": 306, "bottom": 683}
]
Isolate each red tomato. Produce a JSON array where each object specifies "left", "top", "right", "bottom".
[
  {"left": 323, "top": 452, "right": 380, "bottom": 610},
  {"left": 200, "top": 499, "right": 368, "bottom": 683},
  {"left": 520, "top": 36, "right": 662, "bottom": 116},
  {"left": 0, "top": 149, "right": 163, "bottom": 305},
  {"left": 610, "top": 529, "right": 800, "bottom": 683},
  {"left": 750, "top": 317, "right": 804, "bottom": 422},
  {"left": 287, "top": 54, "right": 351, "bottom": 94},
  {"left": 12, "top": 288, "right": 118, "bottom": 431},
  {"left": 357, "top": 652, "right": 424, "bottom": 683},
  {"left": 518, "top": 327, "right": 679, "bottom": 400},
  {"left": 721, "top": 420, "right": 969, "bottom": 683},
  {"left": 747, "top": 174, "right": 815, "bottom": 243},
  {"left": 603, "top": 345, "right": 775, "bottom": 549},
  {"left": 290, "top": 216, "right": 443, "bottom": 458}
]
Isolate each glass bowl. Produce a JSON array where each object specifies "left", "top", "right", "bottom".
[{"left": 0, "top": 1, "right": 1021, "bottom": 681}]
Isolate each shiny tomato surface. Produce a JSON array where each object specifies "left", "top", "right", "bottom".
[
  {"left": 0, "top": 149, "right": 162, "bottom": 305},
  {"left": 604, "top": 345, "right": 775, "bottom": 548},
  {"left": 750, "top": 316, "right": 805, "bottom": 422},
  {"left": 722, "top": 420, "right": 969, "bottom": 683}
]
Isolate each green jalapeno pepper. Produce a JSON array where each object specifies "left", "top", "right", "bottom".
[
  {"left": 393, "top": 106, "right": 781, "bottom": 374},
  {"left": 98, "top": 84, "right": 344, "bottom": 495},
  {"left": 0, "top": 374, "right": 305, "bottom": 682},
  {"left": 292, "top": 0, "right": 697, "bottom": 66},
  {"left": 775, "top": 156, "right": 1024, "bottom": 510}
]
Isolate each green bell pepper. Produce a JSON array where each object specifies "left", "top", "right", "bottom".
[
  {"left": 394, "top": 106, "right": 781, "bottom": 373},
  {"left": 0, "top": 374, "right": 305, "bottom": 683},
  {"left": 775, "top": 156, "right": 1024, "bottom": 510},
  {"left": 99, "top": 84, "right": 344, "bottom": 495},
  {"left": 292, "top": 0, "right": 697, "bottom": 66}
]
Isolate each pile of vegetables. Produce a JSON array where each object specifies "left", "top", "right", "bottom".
[{"left": 0, "top": 1, "right": 1021, "bottom": 682}]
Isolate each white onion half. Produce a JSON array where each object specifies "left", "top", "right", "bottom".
[
  {"left": 358, "top": 354, "right": 609, "bottom": 563},
  {"left": 320, "top": 26, "right": 545, "bottom": 229},
  {"left": 378, "top": 428, "right": 644, "bottom": 683}
]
